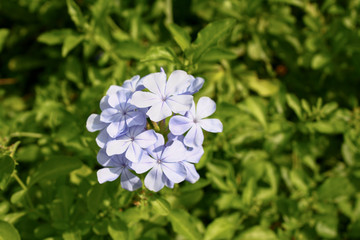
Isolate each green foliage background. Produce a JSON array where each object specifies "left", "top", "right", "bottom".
[{"left": 1, "top": 0, "right": 360, "bottom": 239}]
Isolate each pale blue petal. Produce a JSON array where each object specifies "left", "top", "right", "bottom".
[
  {"left": 125, "top": 111, "right": 146, "bottom": 128},
  {"left": 163, "top": 175, "right": 174, "bottom": 189},
  {"left": 106, "top": 85, "right": 123, "bottom": 95},
  {"left": 100, "top": 95, "right": 111, "bottom": 111},
  {"left": 142, "top": 71, "right": 167, "bottom": 96},
  {"left": 183, "top": 162, "right": 200, "bottom": 183},
  {"left": 185, "top": 146, "right": 204, "bottom": 163},
  {"left": 165, "top": 70, "right": 191, "bottom": 95},
  {"left": 161, "top": 162, "right": 186, "bottom": 183},
  {"left": 130, "top": 154, "right": 155, "bottom": 173},
  {"left": 185, "top": 77, "right": 204, "bottom": 94},
  {"left": 97, "top": 148, "right": 111, "bottom": 166},
  {"left": 120, "top": 169, "right": 142, "bottom": 191},
  {"left": 169, "top": 115, "right": 193, "bottom": 135},
  {"left": 146, "top": 133, "right": 165, "bottom": 160},
  {"left": 166, "top": 95, "right": 193, "bottom": 114},
  {"left": 130, "top": 91, "right": 160, "bottom": 108},
  {"left": 86, "top": 114, "right": 107, "bottom": 132},
  {"left": 184, "top": 125, "right": 204, "bottom": 148},
  {"left": 144, "top": 164, "right": 165, "bottom": 192},
  {"left": 97, "top": 167, "right": 122, "bottom": 184},
  {"left": 96, "top": 129, "right": 110, "bottom": 148},
  {"left": 200, "top": 119, "right": 223, "bottom": 133},
  {"left": 122, "top": 75, "right": 145, "bottom": 92},
  {"left": 196, "top": 97, "right": 216, "bottom": 119},
  {"left": 162, "top": 141, "right": 187, "bottom": 163},
  {"left": 106, "top": 121, "right": 126, "bottom": 138},
  {"left": 146, "top": 101, "right": 172, "bottom": 122},
  {"left": 134, "top": 130, "right": 158, "bottom": 148},
  {"left": 125, "top": 142, "right": 143, "bottom": 163},
  {"left": 106, "top": 139, "right": 131, "bottom": 156},
  {"left": 100, "top": 108, "right": 120, "bottom": 123}
]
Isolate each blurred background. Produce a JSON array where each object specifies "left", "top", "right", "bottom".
[{"left": 1, "top": 0, "right": 360, "bottom": 239}]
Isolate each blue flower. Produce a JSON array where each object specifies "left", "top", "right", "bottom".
[
  {"left": 131, "top": 69, "right": 193, "bottom": 122},
  {"left": 100, "top": 89, "right": 147, "bottom": 138},
  {"left": 168, "top": 133, "right": 203, "bottom": 183},
  {"left": 131, "top": 134, "right": 187, "bottom": 192},
  {"left": 106, "top": 126, "right": 158, "bottom": 162},
  {"left": 96, "top": 149, "right": 142, "bottom": 191},
  {"left": 169, "top": 97, "right": 223, "bottom": 148}
]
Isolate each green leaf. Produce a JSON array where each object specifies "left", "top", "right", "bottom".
[
  {"left": 286, "top": 93, "right": 303, "bottom": 119},
  {"left": 168, "top": 209, "right": 202, "bottom": 240},
  {"left": 62, "top": 35, "right": 84, "bottom": 57},
  {"left": 65, "top": 57, "right": 83, "bottom": 88},
  {"left": 317, "top": 177, "right": 355, "bottom": 200},
  {"left": 66, "top": 0, "right": 86, "bottom": 28},
  {"left": 200, "top": 47, "right": 237, "bottom": 62},
  {"left": 37, "top": 29, "right": 74, "bottom": 45},
  {"left": 0, "top": 155, "right": 14, "bottom": 190},
  {"left": 190, "top": 18, "right": 236, "bottom": 63},
  {"left": 150, "top": 196, "right": 171, "bottom": 216},
  {"left": 236, "top": 226, "right": 277, "bottom": 240},
  {"left": 167, "top": 23, "right": 191, "bottom": 51},
  {"left": 247, "top": 77, "right": 280, "bottom": 97},
  {"left": 114, "top": 41, "right": 146, "bottom": 59},
  {"left": 315, "top": 215, "right": 338, "bottom": 238},
  {"left": 86, "top": 184, "right": 105, "bottom": 215},
  {"left": 0, "top": 220, "right": 20, "bottom": 240},
  {"left": 142, "top": 46, "right": 179, "bottom": 64},
  {"left": 311, "top": 53, "right": 330, "bottom": 69},
  {"left": 204, "top": 213, "right": 240, "bottom": 240},
  {"left": 0, "top": 29, "right": 10, "bottom": 53},
  {"left": 29, "top": 156, "right": 82, "bottom": 186},
  {"left": 245, "top": 97, "right": 267, "bottom": 129},
  {"left": 108, "top": 219, "right": 128, "bottom": 240}
]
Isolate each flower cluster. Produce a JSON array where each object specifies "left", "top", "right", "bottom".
[{"left": 86, "top": 69, "right": 222, "bottom": 192}]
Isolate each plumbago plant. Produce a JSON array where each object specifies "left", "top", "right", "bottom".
[{"left": 86, "top": 69, "right": 222, "bottom": 192}]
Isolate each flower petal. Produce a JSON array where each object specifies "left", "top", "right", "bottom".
[
  {"left": 135, "top": 130, "right": 158, "bottom": 148},
  {"left": 106, "top": 139, "right": 131, "bottom": 156},
  {"left": 120, "top": 169, "right": 142, "bottom": 191},
  {"left": 200, "top": 118, "right": 223, "bottom": 133},
  {"left": 183, "top": 162, "right": 200, "bottom": 183},
  {"left": 185, "top": 77, "right": 204, "bottom": 94},
  {"left": 100, "top": 108, "right": 120, "bottom": 123},
  {"left": 106, "top": 121, "right": 126, "bottom": 138},
  {"left": 142, "top": 71, "right": 167, "bottom": 96},
  {"left": 86, "top": 114, "right": 107, "bottom": 132},
  {"left": 185, "top": 146, "right": 204, "bottom": 163},
  {"left": 184, "top": 125, "right": 204, "bottom": 148},
  {"left": 162, "top": 162, "right": 186, "bottom": 183},
  {"left": 163, "top": 175, "right": 174, "bottom": 189},
  {"left": 100, "top": 95, "right": 111, "bottom": 111},
  {"left": 125, "top": 142, "right": 143, "bottom": 162},
  {"left": 144, "top": 164, "right": 165, "bottom": 192},
  {"left": 126, "top": 111, "right": 146, "bottom": 128},
  {"left": 166, "top": 95, "right": 193, "bottom": 114},
  {"left": 130, "top": 154, "right": 156, "bottom": 174},
  {"left": 97, "top": 148, "right": 111, "bottom": 166},
  {"left": 196, "top": 97, "right": 216, "bottom": 119},
  {"left": 165, "top": 70, "right": 191, "bottom": 95},
  {"left": 161, "top": 140, "right": 187, "bottom": 163},
  {"left": 131, "top": 91, "right": 160, "bottom": 108},
  {"left": 97, "top": 167, "right": 122, "bottom": 184},
  {"left": 146, "top": 101, "right": 172, "bottom": 122},
  {"left": 169, "top": 115, "right": 193, "bottom": 135},
  {"left": 108, "top": 90, "right": 130, "bottom": 108},
  {"left": 106, "top": 85, "right": 123, "bottom": 95},
  {"left": 146, "top": 133, "right": 165, "bottom": 160},
  {"left": 96, "top": 129, "right": 110, "bottom": 148},
  {"left": 122, "top": 75, "right": 144, "bottom": 92}
]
